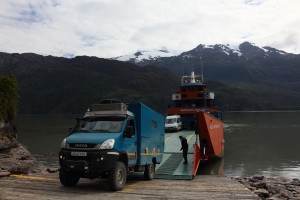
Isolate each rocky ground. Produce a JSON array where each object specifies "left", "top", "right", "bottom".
[
  {"left": 235, "top": 176, "right": 300, "bottom": 200},
  {"left": 0, "top": 121, "right": 37, "bottom": 177}
]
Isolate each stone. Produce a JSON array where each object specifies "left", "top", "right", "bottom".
[
  {"left": 268, "top": 194, "right": 282, "bottom": 200},
  {"left": 235, "top": 176, "right": 300, "bottom": 200},
  {"left": 0, "top": 170, "right": 11, "bottom": 177},
  {"left": 46, "top": 168, "right": 59, "bottom": 173},
  {"left": 250, "top": 181, "right": 267, "bottom": 189},
  {"left": 253, "top": 188, "right": 269, "bottom": 198},
  {"left": 0, "top": 122, "right": 37, "bottom": 176},
  {"left": 252, "top": 175, "right": 265, "bottom": 181}
]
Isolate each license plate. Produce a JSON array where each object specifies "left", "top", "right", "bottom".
[{"left": 71, "top": 151, "right": 87, "bottom": 157}]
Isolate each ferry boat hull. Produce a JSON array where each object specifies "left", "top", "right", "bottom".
[{"left": 195, "top": 111, "right": 224, "bottom": 160}]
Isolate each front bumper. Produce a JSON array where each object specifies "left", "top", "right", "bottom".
[
  {"left": 59, "top": 149, "right": 119, "bottom": 177},
  {"left": 165, "top": 127, "right": 178, "bottom": 132}
]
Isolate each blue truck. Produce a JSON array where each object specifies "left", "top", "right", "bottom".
[{"left": 59, "top": 102, "right": 165, "bottom": 191}]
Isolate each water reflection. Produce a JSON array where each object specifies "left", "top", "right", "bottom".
[
  {"left": 15, "top": 114, "right": 76, "bottom": 168},
  {"left": 223, "top": 111, "right": 300, "bottom": 178},
  {"left": 197, "top": 158, "right": 224, "bottom": 176}
]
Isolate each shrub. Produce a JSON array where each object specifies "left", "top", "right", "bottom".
[{"left": 0, "top": 73, "right": 19, "bottom": 121}]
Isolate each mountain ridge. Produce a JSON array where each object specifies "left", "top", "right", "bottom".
[
  {"left": 1, "top": 41, "right": 300, "bottom": 114},
  {"left": 113, "top": 41, "right": 300, "bottom": 111},
  {"left": 114, "top": 42, "right": 299, "bottom": 64},
  {"left": 114, "top": 42, "right": 300, "bottom": 87}
]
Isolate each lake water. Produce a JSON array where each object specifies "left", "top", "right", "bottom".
[{"left": 15, "top": 111, "right": 300, "bottom": 178}]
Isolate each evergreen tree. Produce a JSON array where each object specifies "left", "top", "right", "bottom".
[{"left": 0, "top": 73, "right": 19, "bottom": 121}]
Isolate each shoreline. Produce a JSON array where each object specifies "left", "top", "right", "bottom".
[
  {"left": 1, "top": 166, "right": 300, "bottom": 200},
  {"left": 235, "top": 176, "right": 300, "bottom": 200}
]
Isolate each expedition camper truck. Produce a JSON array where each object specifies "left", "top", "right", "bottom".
[{"left": 59, "top": 102, "right": 164, "bottom": 191}]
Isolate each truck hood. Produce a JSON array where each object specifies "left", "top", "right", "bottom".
[{"left": 66, "top": 132, "right": 121, "bottom": 144}]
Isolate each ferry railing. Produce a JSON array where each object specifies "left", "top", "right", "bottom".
[{"left": 208, "top": 110, "right": 223, "bottom": 120}]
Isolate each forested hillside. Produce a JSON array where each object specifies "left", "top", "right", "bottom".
[
  {"left": 1, "top": 51, "right": 300, "bottom": 114},
  {"left": 0, "top": 53, "right": 179, "bottom": 114}
]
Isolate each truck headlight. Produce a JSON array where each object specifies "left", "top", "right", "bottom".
[
  {"left": 100, "top": 139, "right": 115, "bottom": 149},
  {"left": 60, "top": 138, "right": 67, "bottom": 149}
]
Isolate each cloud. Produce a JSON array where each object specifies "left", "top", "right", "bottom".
[{"left": 0, "top": 0, "right": 299, "bottom": 58}]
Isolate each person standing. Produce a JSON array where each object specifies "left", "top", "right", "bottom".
[{"left": 179, "top": 135, "right": 188, "bottom": 164}]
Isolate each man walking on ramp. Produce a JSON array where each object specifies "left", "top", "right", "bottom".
[{"left": 179, "top": 135, "right": 189, "bottom": 164}]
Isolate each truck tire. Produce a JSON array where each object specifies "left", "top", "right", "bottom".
[
  {"left": 144, "top": 163, "right": 155, "bottom": 180},
  {"left": 59, "top": 169, "right": 80, "bottom": 187},
  {"left": 108, "top": 161, "right": 127, "bottom": 191}
]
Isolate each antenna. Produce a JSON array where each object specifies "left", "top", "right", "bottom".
[
  {"left": 181, "top": 55, "right": 187, "bottom": 76},
  {"left": 200, "top": 56, "right": 204, "bottom": 83},
  {"left": 181, "top": 55, "right": 187, "bottom": 84},
  {"left": 181, "top": 56, "right": 184, "bottom": 78}
]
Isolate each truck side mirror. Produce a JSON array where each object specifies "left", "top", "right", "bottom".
[{"left": 124, "top": 126, "right": 134, "bottom": 138}]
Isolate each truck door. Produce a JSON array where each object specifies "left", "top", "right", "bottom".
[{"left": 123, "top": 117, "right": 137, "bottom": 166}]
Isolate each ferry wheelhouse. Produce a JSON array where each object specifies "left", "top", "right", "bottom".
[{"left": 167, "top": 70, "right": 222, "bottom": 130}]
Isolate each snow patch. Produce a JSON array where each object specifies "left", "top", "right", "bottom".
[
  {"left": 114, "top": 49, "right": 180, "bottom": 62},
  {"left": 262, "top": 47, "right": 287, "bottom": 55},
  {"left": 203, "top": 45, "right": 214, "bottom": 49},
  {"left": 225, "top": 44, "right": 242, "bottom": 56}
]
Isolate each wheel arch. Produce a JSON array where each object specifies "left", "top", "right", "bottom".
[{"left": 118, "top": 151, "right": 129, "bottom": 167}]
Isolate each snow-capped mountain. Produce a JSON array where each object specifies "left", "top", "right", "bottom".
[
  {"left": 112, "top": 41, "right": 300, "bottom": 92},
  {"left": 113, "top": 49, "right": 180, "bottom": 62},
  {"left": 112, "top": 42, "right": 293, "bottom": 65}
]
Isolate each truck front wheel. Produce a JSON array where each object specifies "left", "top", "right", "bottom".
[
  {"left": 144, "top": 162, "right": 155, "bottom": 180},
  {"left": 108, "top": 161, "right": 127, "bottom": 191},
  {"left": 59, "top": 169, "right": 80, "bottom": 187}
]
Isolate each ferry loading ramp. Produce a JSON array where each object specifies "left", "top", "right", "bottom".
[{"left": 155, "top": 130, "right": 197, "bottom": 180}]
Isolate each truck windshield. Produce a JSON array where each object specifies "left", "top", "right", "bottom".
[
  {"left": 165, "top": 118, "right": 176, "bottom": 124},
  {"left": 75, "top": 116, "right": 125, "bottom": 133}
]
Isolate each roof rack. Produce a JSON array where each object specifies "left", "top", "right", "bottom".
[{"left": 84, "top": 103, "right": 134, "bottom": 117}]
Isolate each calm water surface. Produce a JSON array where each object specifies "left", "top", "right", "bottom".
[{"left": 15, "top": 112, "right": 300, "bottom": 178}]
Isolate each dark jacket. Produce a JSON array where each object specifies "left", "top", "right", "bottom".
[{"left": 180, "top": 137, "right": 188, "bottom": 151}]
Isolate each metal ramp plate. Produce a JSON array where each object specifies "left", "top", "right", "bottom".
[{"left": 155, "top": 131, "right": 196, "bottom": 180}]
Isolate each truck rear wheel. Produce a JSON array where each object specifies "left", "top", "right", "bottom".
[
  {"left": 108, "top": 161, "right": 127, "bottom": 191},
  {"left": 59, "top": 169, "right": 80, "bottom": 187},
  {"left": 144, "top": 163, "right": 155, "bottom": 180}
]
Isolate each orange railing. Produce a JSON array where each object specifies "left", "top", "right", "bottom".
[{"left": 192, "top": 143, "right": 201, "bottom": 177}]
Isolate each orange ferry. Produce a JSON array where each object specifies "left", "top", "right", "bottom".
[{"left": 167, "top": 69, "right": 224, "bottom": 170}]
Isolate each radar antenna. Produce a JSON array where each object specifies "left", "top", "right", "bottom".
[{"left": 200, "top": 57, "right": 204, "bottom": 83}]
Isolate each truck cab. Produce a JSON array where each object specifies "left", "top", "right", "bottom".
[{"left": 59, "top": 102, "right": 164, "bottom": 191}]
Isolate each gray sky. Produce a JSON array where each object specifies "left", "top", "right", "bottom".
[{"left": 0, "top": 0, "right": 299, "bottom": 58}]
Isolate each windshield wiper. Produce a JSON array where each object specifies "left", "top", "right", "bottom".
[{"left": 92, "top": 129, "right": 111, "bottom": 133}]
